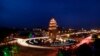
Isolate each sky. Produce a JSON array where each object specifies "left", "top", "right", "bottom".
[{"left": 0, "top": 0, "right": 100, "bottom": 29}]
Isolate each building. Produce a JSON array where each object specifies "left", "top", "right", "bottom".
[{"left": 48, "top": 18, "right": 58, "bottom": 40}]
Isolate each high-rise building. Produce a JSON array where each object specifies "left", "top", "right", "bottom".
[{"left": 48, "top": 18, "right": 58, "bottom": 40}]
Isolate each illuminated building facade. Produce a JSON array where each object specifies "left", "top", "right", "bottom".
[{"left": 48, "top": 18, "right": 58, "bottom": 40}]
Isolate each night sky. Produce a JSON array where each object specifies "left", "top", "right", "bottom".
[{"left": 0, "top": 0, "right": 100, "bottom": 29}]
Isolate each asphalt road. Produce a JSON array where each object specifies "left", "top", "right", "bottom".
[{"left": 16, "top": 45, "right": 58, "bottom": 56}]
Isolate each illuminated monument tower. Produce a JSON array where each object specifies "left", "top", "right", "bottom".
[{"left": 48, "top": 18, "right": 58, "bottom": 40}]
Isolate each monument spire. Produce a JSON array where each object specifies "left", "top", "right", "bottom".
[{"left": 48, "top": 18, "right": 58, "bottom": 40}]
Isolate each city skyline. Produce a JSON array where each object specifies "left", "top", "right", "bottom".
[{"left": 0, "top": 0, "right": 100, "bottom": 29}]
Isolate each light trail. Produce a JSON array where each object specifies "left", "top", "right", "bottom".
[
  {"left": 1, "top": 29, "right": 99, "bottom": 49},
  {"left": 16, "top": 37, "right": 55, "bottom": 49},
  {"left": 76, "top": 35, "right": 93, "bottom": 47}
]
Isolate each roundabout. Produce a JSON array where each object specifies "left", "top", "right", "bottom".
[{"left": 16, "top": 37, "right": 76, "bottom": 49}]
